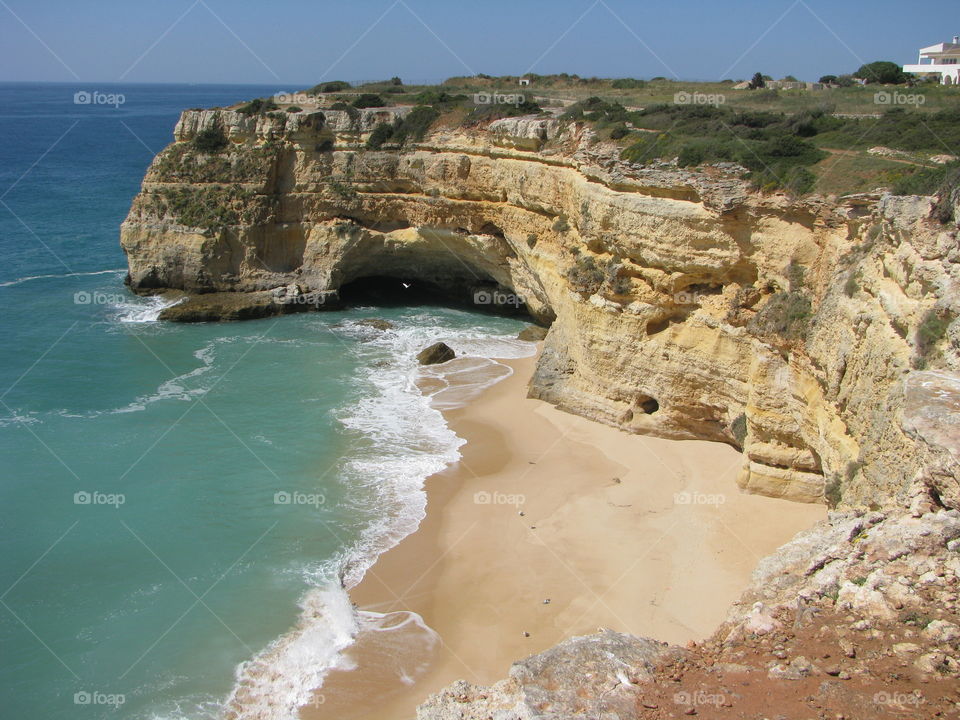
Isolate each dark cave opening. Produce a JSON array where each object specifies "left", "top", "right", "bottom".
[
  {"left": 637, "top": 395, "right": 660, "bottom": 415},
  {"left": 338, "top": 275, "right": 535, "bottom": 321}
]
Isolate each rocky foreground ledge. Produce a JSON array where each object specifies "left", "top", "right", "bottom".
[{"left": 420, "top": 509, "right": 960, "bottom": 719}]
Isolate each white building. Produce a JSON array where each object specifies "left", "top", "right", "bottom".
[{"left": 903, "top": 36, "right": 960, "bottom": 85}]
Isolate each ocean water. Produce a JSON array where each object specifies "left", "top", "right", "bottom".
[{"left": 0, "top": 83, "right": 534, "bottom": 720}]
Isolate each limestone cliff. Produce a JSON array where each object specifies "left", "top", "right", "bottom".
[{"left": 121, "top": 107, "right": 960, "bottom": 513}]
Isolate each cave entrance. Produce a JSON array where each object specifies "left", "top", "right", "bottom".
[{"left": 338, "top": 275, "right": 533, "bottom": 320}]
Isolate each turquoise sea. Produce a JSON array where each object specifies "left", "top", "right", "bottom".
[{"left": 0, "top": 83, "right": 533, "bottom": 719}]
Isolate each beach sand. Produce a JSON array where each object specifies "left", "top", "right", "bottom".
[{"left": 303, "top": 352, "right": 826, "bottom": 720}]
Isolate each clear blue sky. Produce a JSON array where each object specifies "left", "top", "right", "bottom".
[{"left": 1, "top": 0, "right": 956, "bottom": 85}]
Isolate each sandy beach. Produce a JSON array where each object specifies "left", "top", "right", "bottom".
[{"left": 304, "top": 351, "right": 826, "bottom": 720}]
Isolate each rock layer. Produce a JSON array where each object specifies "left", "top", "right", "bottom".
[{"left": 121, "top": 108, "right": 960, "bottom": 510}]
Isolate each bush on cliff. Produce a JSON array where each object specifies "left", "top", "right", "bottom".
[
  {"left": 366, "top": 122, "right": 395, "bottom": 150},
  {"left": 462, "top": 99, "right": 544, "bottom": 126},
  {"left": 566, "top": 255, "right": 605, "bottom": 296},
  {"left": 816, "top": 108, "right": 960, "bottom": 154},
  {"left": 619, "top": 104, "right": 826, "bottom": 192},
  {"left": 412, "top": 90, "right": 467, "bottom": 108},
  {"left": 191, "top": 126, "right": 229, "bottom": 154},
  {"left": 366, "top": 106, "right": 440, "bottom": 149},
  {"left": 304, "top": 81, "right": 351, "bottom": 94},
  {"left": 352, "top": 93, "right": 384, "bottom": 108},
  {"left": 748, "top": 291, "right": 812, "bottom": 342},
  {"left": 237, "top": 97, "right": 278, "bottom": 115},
  {"left": 915, "top": 308, "right": 954, "bottom": 368},
  {"left": 891, "top": 161, "right": 960, "bottom": 223},
  {"left": 393, "top": 106, "right": 440, "bottom": 143},
  {"left": 154, "top": 185, "right": 266, "bottom": 230}
]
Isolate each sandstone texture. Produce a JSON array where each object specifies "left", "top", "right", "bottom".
[
  {"left": 122, "top": 106, "right": 960, "bottom": 513},
  {"left": 416, "top": 630, "right": 686, "bottom": 720}
]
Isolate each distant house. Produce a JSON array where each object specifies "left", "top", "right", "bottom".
[
  {"left": 904, "top": 36, "right": 960, "bottom": 85},
  {"left": 518, "top": 77, "right": 531, "bottom": 86}
]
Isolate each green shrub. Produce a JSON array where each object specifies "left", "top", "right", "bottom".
[
  {"left": 191, "top": 126, "right": 228, "bottom": 153},
  {"left": 731, "top": 413, "right": 748, "bottom": 446},
  {"left": 609, "top": 124, "right": 629, "bottom": 140},
  {"left": 566, "top": 255, "right": 605, "bottom": 296},
  {"left": 352, "top": 93, "right": 384, "bottom": 108},
  {"left": 915, "top": 308, "right": 953, "bottom": 365},
  {"left": 366, "top": 122, "right": 395, "bottom": 149},
  {"left": 786, "top": 261, "right": 806, "bottom": 293},
  {"left": 749, "top": 291, "right": 812, "bottom": 341},
  {"left": 893, "top": 165, "right": 950, "bottom": 195},
  {"left": 611, "top": 78, "right": 646, "bottom": 89},
  {"left": 412, "top": 90, "right": 467, "bottom": 107},
  {"left": 892, "top": 162, "right": 960, "bottom": 224},
  {"left": 305, "top": 80, "right": 350, "bottom": 94},
  {"left": 824, "top": 474, "right": 842, "bottom": 508},
  {"left": 855, "top": 61, "right": 907, "bottom": 84},
  {"left": 817, "top": 109, "right": 960, "bottom": 155},
  {"left": 285, "top": 106, "right": 302, "bottom": 113},
  {"left": 617, "top": 104, "right": 825, "bottom": 192},
  {"left": 844, "top": 272, "right": 860, "bottom": 298},
  {"left": 156, "top": 185, "right": 267, "bottom": 230},
  {"left": 236, "top": 97, "right": 278, "bottom": 115},
  {"left": 328, "top": 102, "right": 360, "bottom": 121},
  {"left": 359, "top": 107, "right": 440, "bottom": 149},
  {"left": 463, "top": 99, "right": 543, "bottom": 126}
]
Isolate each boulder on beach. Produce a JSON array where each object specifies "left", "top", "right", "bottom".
[
  {"left": 417, "top": 342, "right": 455, "bottom": 365},
  {"left": 518, "top": 325, "right": 548, "bottom": 341}
]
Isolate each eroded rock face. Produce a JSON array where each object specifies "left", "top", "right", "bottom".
[
  {"left": 120, "top": 108, "right": 960, "bottom": 510},
  {"left": 416, "top": 630, "right": 684, "bottom": 720}
]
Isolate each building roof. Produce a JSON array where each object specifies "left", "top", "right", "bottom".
[{"left": 920, "top": 42, "right": 960, "bottom": 54}]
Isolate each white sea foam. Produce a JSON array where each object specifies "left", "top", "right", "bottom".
[
  {"left": 222, "top": 313, "right": 536, "bottom": 720},
  {"left": 113, "top": 341, "right": 219, "bottom": 414},
  {"left": 224, "top": 585, "right": 359, "bottom": 720},
  {"left": 0, "top": 268, "right": 125, "bottom": 288},
  {"left": 112, "top": 295, "right": 184, "bottom": 323}
]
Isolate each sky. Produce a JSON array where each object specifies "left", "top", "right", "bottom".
[{"left": 0, "top": 0, "right": 956, "bottom": 86}]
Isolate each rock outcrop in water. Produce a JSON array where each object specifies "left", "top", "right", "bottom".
[{"left": 121, "top": 103, "right": 960, "bottom": 716}]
